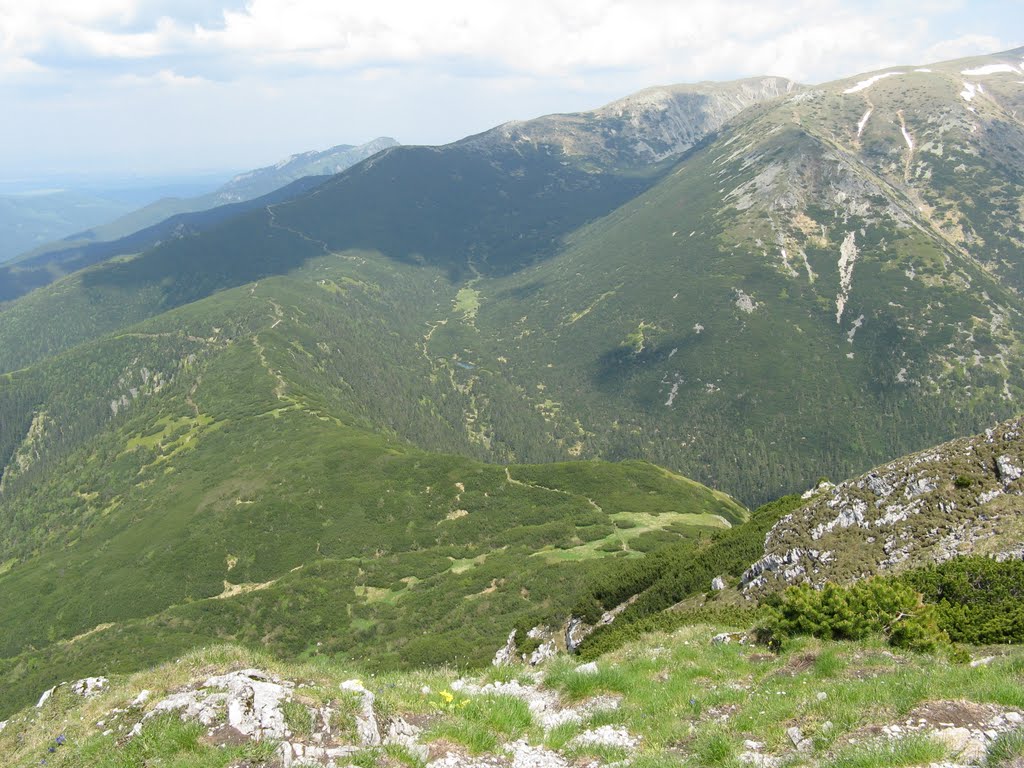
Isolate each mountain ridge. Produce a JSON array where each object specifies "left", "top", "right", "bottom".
[
  {"left": 0, "top": 138, "right": 400, "bottom": 303},
  {"left": 1, "top": 49, "right": 1022, "bottom": 505}
]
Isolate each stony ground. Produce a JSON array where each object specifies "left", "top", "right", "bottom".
[{"left": 2, "top": 625, "right": 1023, "bottom": 767}]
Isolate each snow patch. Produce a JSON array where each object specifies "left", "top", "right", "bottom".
[
  {"left": 961, "top": 82, "right": 980, "bottom": 102},
  {"left": 843, "top": 72, "right": 902, "bottom": 94},
  {"left": 856, "top": 108, "right": 873, "bottom": 137},
  {"left": 835, "top": 232, "right": 859, "bottom": 324},
  {"left": 801, "top": 251, "right": 817, "bottom": 284},
  {"left": 847, "top": 314, "right": 865, "bottom": 344},
  {"left": 900, "top": 119, "right": 914, "bottom": 152},
  {"left": 914, "top": 68, "right": 933, "bottom": 73},
  {"left": 961, "top": 63, "right": 1019, "bottom": 76}
]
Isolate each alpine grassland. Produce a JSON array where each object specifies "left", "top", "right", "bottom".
[{"left": 3, "top": 624, "right": 1024, "bottom": 767}]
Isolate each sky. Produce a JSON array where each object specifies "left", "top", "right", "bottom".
[{"left": 1, "top": 0, "right": 1021, "bottom": 180}]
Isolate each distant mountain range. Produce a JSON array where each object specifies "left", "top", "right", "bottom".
[
  {"left": 0, "top": 186, "right": 182, "bottom": 265},
  {"left": 0, "top": 137, "right": 398, "bottom": 295}
]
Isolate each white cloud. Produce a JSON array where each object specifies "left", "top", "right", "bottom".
[
  {"left": 115, "top": 68, "right": 210, "bottom": 87},
  {"left": 0, "top": 0, "right": 1017, "bottom": 175},
  {"left": 924, "top": 33, "right": 1007, "bottom": 63},
  {"left": 0, "top": 0, "right": 1015, "bottom": 83}
]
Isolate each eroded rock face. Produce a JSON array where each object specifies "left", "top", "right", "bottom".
[
  {"left": 340, "top": 679, "right": 381, "bottom": 747},
  {"left": 493, "top": 629, "right": 518, "bottom": 666},
  {"left": 742, "top": 416, "right": 1024, "bottom": 593},
  {"left": 564, "top": 618, "right": 590, "bottom": 653}
]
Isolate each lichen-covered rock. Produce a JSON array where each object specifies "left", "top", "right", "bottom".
[
  {"left": 147, "top": 669, "right": 292, "bottom": 740},
  {"left": 711, "top": 632, "right": 747, "bottom": 645},
  {"left": 385, "top": 717, "right": 428, "bottom": 762}
]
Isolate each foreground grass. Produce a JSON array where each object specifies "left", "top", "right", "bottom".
[{"left": 2, "top": 626, "right": 1022, "bottom": 767}]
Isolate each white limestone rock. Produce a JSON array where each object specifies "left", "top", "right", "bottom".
[
  {"left": 493, "top": 629, "right": 518, "bottom": 666},
  {"left": 340, "top": 678, "right": 381, "bottom": 746},
  {"left": 72, "top": 677, "right": 108, "bottom": 698},
  {"left": 569, "top": 724, "right": 640, "bottom": 750}
]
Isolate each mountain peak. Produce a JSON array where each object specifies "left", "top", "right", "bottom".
[{"left": 464, "top": 76, "right": 798, "bottom": 169}]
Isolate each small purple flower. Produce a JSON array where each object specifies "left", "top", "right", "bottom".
[{"left": 55, "top": 734, "right": 66, "bottom": 745}]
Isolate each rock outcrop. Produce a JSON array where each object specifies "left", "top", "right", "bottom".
[
  {"left": 33, "top": 666, "right": 637, "bottom": 768},
  {"left": 742, "top": 416, "right": 1024, "bottom": 592}
]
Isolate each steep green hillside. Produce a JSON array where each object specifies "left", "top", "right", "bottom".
[
  {"left": 0, "top": 54, "right": 1022, "bottom": 720},
  {"left": 416, "top": 49, "right": 1024, "bottom": 503},
  {"left": 0, "top": 263, "right": 744, "bottom": 718},
  {"left": 0, "top": 78, "right": 791, "bottom": 373}
]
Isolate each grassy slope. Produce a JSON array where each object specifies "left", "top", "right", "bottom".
[{"left": 0, "top": 263, "right": 744, "bottom": 719}]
